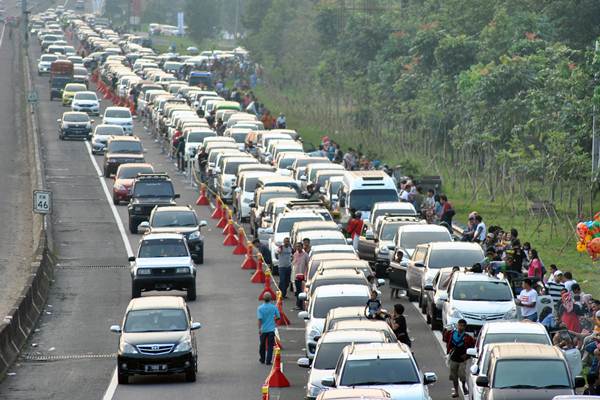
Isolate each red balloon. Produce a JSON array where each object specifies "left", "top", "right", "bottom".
[{"left": 588, "top": 237, "right": 600, "bottom": 256}]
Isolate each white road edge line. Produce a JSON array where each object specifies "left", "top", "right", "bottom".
[
  {"left": 0, "top": 23, "right": 6, "bottom": 49},
  {"left": 83, "top": 141, "right": 132, "bottom": 400}
]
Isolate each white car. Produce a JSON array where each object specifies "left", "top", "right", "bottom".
[
  {"left": 103, "top": 107, "right": 133, "bottom": 134},
  {"left": 267, "top": 212, "right": 325, "bottom": 266},
  {"left": 234, "top": 171, "right": 277, "bottom": 223},
  {"left": 91, "top": 124, "right": 126, "bottom": 154},
  {"left": 37, "top": 53, "right": 59, "bottom": 74},
  {"left": 298, "top": 284, "right": 370, "bottom": 359},
  {"left": 216, "top": 156, "right": 259, "bottom": 202},
  {"left": 298, "top": 329, "right": 391, "bottom": 400},
  {"left": 71, "top": 91, "right": 100, "bottom": 115},
  {"left": 441, "top": 272, "right": 517, "bottom": 331},
  {"left": 320, "top": 342, "right": 437, "bottom": 400},
  {"left": 184, "top": 128, "right": 215, "bottom": 161}
]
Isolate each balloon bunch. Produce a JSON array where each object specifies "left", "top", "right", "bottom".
[{"left": 576, "top": 212, "right": 600, "bottom": 260}]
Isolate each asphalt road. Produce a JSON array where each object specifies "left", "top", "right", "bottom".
[
  {"left": 0, "top": 2, "right": 459, "bottom": 399},
  {"left": 0, "top": 0, "right": 34, "bottom": 319}
]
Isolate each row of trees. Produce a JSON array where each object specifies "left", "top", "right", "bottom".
[{"left": 240, "top": 0, "right": 600, "bottom": 216}]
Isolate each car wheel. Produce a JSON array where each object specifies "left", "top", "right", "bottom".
[
  {"left": 131, "top": 283, "right": 141, "bottom": 298},
  {"left": 59, "top": 132, "right": 64, "bottom": 140},
  {"left": 187, "top": 284, "right": 197, "bottom": 301},
  {"left": 128, "top": 218, "right": 138, "bottom": 234},
  {"left": 431, "top": 313, "right": 442, "bottom": 331},
  {"left": 103, "top": 167, "right": 110, "bottom": 178},
  {"left": 419, "top": 293, "right": 427, "bottom": 314},
  {"left": 184, "top": 366, "right": 196, "bottom": 382},
  {"left": 112, "top": 195, "right": 119, "bottom": 206},
  {"left": 426, "top": 304, "right": 432, "bottom": 324},
  {"left": 407, "top": 288, "right": 418, "bottom": 302},
  {"left": 117, "top": 371, "right": 129, "bottom": 384},
  {"left": 195, "top": 246, "right": 204, "bottom": 265}
]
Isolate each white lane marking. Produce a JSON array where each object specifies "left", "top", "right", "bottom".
[
  {"left": 84, "top": 141, "right": 131, "bottom": 400},
  {"left": 410, "top": 301, "right": 445, "bottom": 349},
  {"left": 0, "top": 23, "right": 6, "bottom": 48}
]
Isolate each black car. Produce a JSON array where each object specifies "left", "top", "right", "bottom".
[
  {"left": 127, "top": 174, "right": 179, "bottom": 233},
  {"left": 110, "top": 296, "right": 201, "bottom": 384},
  {"left": 57, "top": 111, "right": 93, "bottom": 140},
  {"left": 138, "top": 206, "right": 207, "bottom": 264}
]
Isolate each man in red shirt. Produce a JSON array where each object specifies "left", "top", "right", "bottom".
[{"left": 346, "top": 211, "right": 364, "bottom": 250}]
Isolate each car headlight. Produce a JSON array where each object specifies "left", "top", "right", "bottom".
[
  {"left": 175, "top": 267, "right": 191, "bottom": 274},
  {"left": 136, "top": 268, "right": 151, "bottom": 275},
  {"left": 120, "top": 342, "right": 138, "bottom": 354},
  {"left": 449, "top": 308, "right": 463, "bottom": 319},
  {"left": 188, "top": 231, "right": 200, "bottom": 240},
  {"left": 307, "top": 383, "right": 322, "bottom": 397},
  {"left": 308, "top": 328, "right": 320, "bottom": 340},
  {"left": 174, "top": 340, "right": 192, "bottom": 352},
  {"left": 503, "top": 308, "right": 517, "bottom": 320}
]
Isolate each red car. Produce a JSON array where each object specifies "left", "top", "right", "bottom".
[{"left": 112, "top": 163, "right": 154, "bottom": 204}]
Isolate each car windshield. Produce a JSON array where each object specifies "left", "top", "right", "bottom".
[
  {"left": 328, "top": 181, "right": 343, "bottom": 194},
  {"left": 340, "top": 358, "right": 420, "bottom": 386},
  {"left": 349, "top": 189, "right": 399, "bottom": 211},
  {"left": 117, "top": 166, "right": 154, "bottom": 179},
  {"left": 64, "top": 113, "right": 89, "bottom": 122},
  {"left": 277, "top": 216, "right": 322, "bottom": 233},
  {"left": 278, "top": 158, "right": 295, "bottom": 169},
  {"left": 108, "top": 141, "right": 142, "bottom": 153},
  {"left": 258, "top": 191, "right": 296, "bottom": 207},
  {"left": 493, "top": 359, "right": 570, "bottom": 389},
  {"left": 74, "top": 68, "right": 88, "bottom": 75},
  {"left": 310, "top": 237, "right": 347, "bottom": 247},
  {"left": 400, "top": 231, "right": 452, "bottom": 249},
  {"left": 106, "top": 109, "right": 131, "bottom": 118},
  {"left": 483, "top": 333, "right": 551, "bottom": 347},
  {"left": 231, "top": 132, "right": 248, "bottom": 143},
  {"left": 187, "top": 131, "right": 213, "bottom": 143},
  {"left": 124, "top": 309, "right": 188, "bottom": 333},
  {"left": 65, "top": 84, "right": 85, "bottom": 92},
  {"left": 314, "top": 341, "right": 374, "bottom": 370},
  {"left": 452, "top": 281, "right": 513, "bottom": 301},
  {"left": 41, "top": 55, "right": 58, "bottom": 61},
  {"left": 437, "top": 272, "right": 452, "bottom": 290},
  {"left": 96, "top": 126, "right": 124, "bottom": 136},
  {"left": 138, "top": 238, "right": 188, "bottom": 258},
  {"left": 313, "top": 296, "right": 367, "bottom": 319},
  {"left": 428, "top": 249, "right": 484, "bottom": 269},
  {"left": 244, "top": 177, "right": 260, "bottom": 191},
  {"left": 75, "top": 92, "right": 97, "bottom": 100},
  {"left": 380, "top": 222, "right": 407, "bottom": 240},
  {"left": 317, "top": 173, "right": 344, "bottom": 186},
  {"left": 133, "top": 181, "right": 174, "bottom": 197},
  {"left": 225, "top": 160, "right": 251, "bottom": 174},
  {"left": 153, "top": 211, "right": 197, "bottom": 227},
  {"left": 264, "top": 182, "right": 300, "bottom": 192}
]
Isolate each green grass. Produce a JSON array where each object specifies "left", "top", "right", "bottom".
[
  {"left": 253, "top": 83, "right": 600, "bottom": 298},
  {"left": 151, "top": 35, "right": 237, "bottom": 54}
]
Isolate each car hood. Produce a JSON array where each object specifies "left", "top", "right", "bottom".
[
  {"left": 150, "top": 227, "right": 198, "bottom": 235},
  {"left": 341, "top": 383, "right": 428, "bottom": 400},
  {"left": 132, "top": 197, "right": 175, "bottom": 205},
  {"left": 104, "top": 117, "right": 132, "bottom": 124},
  {"left": 135, "top": 257, "right": 192, "bottom": 268},
  {"left": 487, "top": 387, "right": 574, "bottom": 400},
  {"left": 106, "top": 152, "right": 144, "bottom": 159},
  {"left": 122, "top": 330, "right": 189, "bottom": 346},
  {"left": 114, "top": 178, "right": 134, "bottom": 187},
  {"left": 453, "top": 299, "right": 515, "bottom": 314}
]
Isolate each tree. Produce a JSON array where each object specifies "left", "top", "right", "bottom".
[{"left": 184, "top": 0, "right": 220, "bottom": 42}]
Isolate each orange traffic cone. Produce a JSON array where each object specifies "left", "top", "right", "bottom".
[
  {"left": 265, "top": 346, "right": 290, "bottom": 388},
  {"left": 241, "top": 243, "right": 258, "bottom": 269},
  {"left": 258, "top": 271, "right": 276, "bottom": 300},
  {"left": 233, "top": 229, "right": 247, "bottom": 255},
  {"left": 196, "top": 184, "right": 210, "bottom": 206},
  {"left": 261, "top": 385, "right": 269, "bottom": 400},
  {"left": 251, "top": 255, "right": 266, "bottom": 283},
  {"left": 216, "top": 206, "right": 229, "bottom": 228},
  {"left": 222, "top": 212, "right": 236, "bottom": 235},
  {"left": 210, "top": 198, "right": 223, "bottom": 219},
  {"left": 275, "top": 291, "right": 290, "bottom": 326},
  {"left": 223, "top": 221, "right": 238, "bottom": 246}
]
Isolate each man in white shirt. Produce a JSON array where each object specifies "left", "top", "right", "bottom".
[
  {"left": 516, "top": 278, "right": 538, "bottom": 321},
  {"left": 472, "top": 215, "right": 486, "bottom": 243},
  {"left": 563, "top": 271, "right": 577, "bottom": 292}
]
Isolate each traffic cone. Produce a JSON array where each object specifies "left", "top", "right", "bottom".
[
  {"left": 222, "top": 212, "right": 236, "bottom": 235},
  {"left": 274, "top": 330, "right": 284, "bottom": 350},
  {"left": 251, "top": 255, "right": 266, "bottom": 283},
  {"left": 233, "top": 228, "right": 247, "bottom": 255},
  {"left": 258, "top": 271, "right": 276, "bottom": 299},
  {"left": 216, "top": 205, "right": 228, "bottom": 228},
  {"left": 223, "top": 221, "right": 238, "bottom": 246},
  {"left": 210, "top": 198, "right": 223, "bottom": 219},
  {"left": 275, "top": 291, "right": 290, "bottom": 326},
  {"left": 195, "top": 184, "right": 210, "bottom": 206},
  {"left": 261, "top": 385, "right": 269, "bottom": 400},
  {"left": 241, "top": 243, "right": 257, "bottom": 270},
  {"left": 265, "top": 346, "right": 290, "bottom": 388}
]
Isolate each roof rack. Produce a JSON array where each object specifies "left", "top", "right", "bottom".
[
  {"left": 135, "top": 173, "right": 170, "bottom": 180},
  {"left": 286, "top": 200, "right": 325, "bottom": 208}
]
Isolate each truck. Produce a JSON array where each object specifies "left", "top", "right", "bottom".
[
  {"left": 50, "top": 60, "right": 74, "bottom": 101},
  {"left": 188, "top": 71, "right": 212, "bottom": 89}
]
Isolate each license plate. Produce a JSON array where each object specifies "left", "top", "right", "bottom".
[{"left": 144, "top": 364, "right": 167, "bottom": 372}]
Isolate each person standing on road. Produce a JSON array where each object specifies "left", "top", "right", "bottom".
[
  {"left": 176, "top": 135, "right": 186, "bottom": 173},
  {"left": 443, "top": 319, "right": 474, "bottom": 398},
  {"left": 346, "top": 211, "right": 363, "bottom": 250},
  {"left": 277, "top": 237, "right": 293, "bottom": 298},
  {"left": 252, "top": 238, "right": 272, "bottom": 267},
  {"left": 516, "top": 278, "right": 538, "bottom": 321},
  {"left": 257, "top": 292, "right": 280, "bottom": 365},
  {"left": 292, "top": 242, "right": 309, "bottom": 310}
]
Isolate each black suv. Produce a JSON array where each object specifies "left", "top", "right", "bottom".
[
  {"left": 110, "top": 296, "right": 201, "bottom": 384},
  {"left": 138, "top": 206, "right": 207, "bottom": 264},
  {"left": 128, "top": 174, "right": 179, "bottom": 233}
]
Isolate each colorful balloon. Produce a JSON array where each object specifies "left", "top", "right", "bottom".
[
  {"left": 577, "top": 241, "right": 587, "bottom": 252},
  {"left": 588, "top": 237, "right": 600, "bottom": 257}
]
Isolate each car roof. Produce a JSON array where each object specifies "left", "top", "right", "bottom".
[
  {"left": 294, "top": 221, "right": 339, "bottom": 230},
  {"left": 313, "top": 269, "right": 365, "bottom": 280},
  {"left": 427, "top": 242, "right": 483, "bottom": 251},
  {"left": 118, "top": 163, "right": 153, "bottom": 170},
  {"left": 398, "top": 224, "right": 452, "bottom": 234},
  {"left": 313, "top": 284, "right": 370, "bottom": 298},
  {"left": 317, "top": 388, "right": 391, "bottom": 400},
  {"left": 311, "top": 244, "right": 355, "bottom": 252},
  {"left": 152, "top": 206, "right": 194, "bottom": 214},
  {"left": 142, "top": 232, "right": 184, "bottom": 240},
  {"left": 346, "top": 342, "right": 411, "bottom": 360},
  {"left": 301, "top": 230, "right": 345, "bottom": 239},
  {"left": 320, "top": 260, "right": 370, "bottom": 268},
  {"left": 327, "top": 306, "right": 367, "bottom": 319},
  {"left": 127, "top": 295, "right": 185, "bottom": 311},
  {"left": 105, "top": 106, "right": 130, "bottom": 111},
  {"left": 373, "top": 201, "right": 412, "bottom": 209},
  {"left": 333, "top": 319, "right": 392, "bottom": 332},
  {"left": 311, "top": 253, "right": 358, "bottom": 261},
  {"left": 258, "top": 187, "right": 298, "bottom": 194},
  {"left": 320, "top": 329, "right": 387, "bottom": 344},
  {"left": 491, "top": 343, "right": 563, "bottom": 360},
  {"left": 108, "top": 135, "right": 140, "bottom": 142},
  {"left": 453, "top": 271, "right": 508, "bottom": 283},
  {"left": 482, "top": 321, "right": 549, "bottom": 335}
]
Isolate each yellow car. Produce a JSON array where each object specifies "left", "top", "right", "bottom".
[{"left": 61, "top": 83, "right": 87, "bottom": 106}]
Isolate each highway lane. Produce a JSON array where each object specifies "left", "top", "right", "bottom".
[{"left": 0, "top": 0, "right": 33, "bottom": 319}]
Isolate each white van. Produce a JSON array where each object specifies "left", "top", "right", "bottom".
[{"left": 338, "top": 171, "right": 399, "bottom": 222}]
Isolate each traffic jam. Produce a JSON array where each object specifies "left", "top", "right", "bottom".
[{"left": 30, "top": 5, "right": 594, "bottom": 400}]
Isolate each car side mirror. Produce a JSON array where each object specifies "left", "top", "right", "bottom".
[
  {"left": 300, "top": 175, "right": 307, "bottom": 181},
  {"left": 575, "top": 376, "right": 586, "bottom": 388},
  {"left": 466, "top": 348, "right": 477, "bottom": 358},
  {"left": 298, "top": 311, "right": 309, "bottom": 320},
  {"left": 319, "top": 187, "right": 326, "bottom": 194},
  {"left": 377, "top": 278, "right": 385, "bottom": 287},
  {"left": 57, "top": 118, "right": 61, "bottom": 123},
  {"left": 199, "top": 220, "right": 208, "bottom": 227},
  {"left": 365, "top": 229, "right": 374, "bottom": 240},
  {"left": 128, "top": 256, "right": 136, "bottom": 262},
  {"left": 423, "top": 284, "right": 434, "bottom": 291},
  {"left": 297, "top": 357, "right": 311, "bottom": 368},
  {"left": 138, "top": 221, "right": 150, "bottom": 232},
  {"left": 414, "top": 262, "right": 424, "bottom": 268},
  {"left": 298, "top": 292, "right": 307, "bottom": 301},
  {"left": 249, "top": 202, "right": 256, "bottom": 208},
  {"left": 174, "top": 194, "right": 181, "bottom": 199},
  {"left": 470, "top": 364, "right": 479, "bottom": 375},
  {"left": 110, "top": 325, "right": 121, "bottom": 333},
  {"left": 346, "top": 238, "right": 352, "bottom": 245},
  {"left": 190, "top": 322, "right": 202, "bottom": 330},
  {"left": 321, "top": 377, "right": 335, "bottom": 388},
  {"left": 476, "top": 376, "right": 489, "bottom": 387},
  {"left": 423, "top": 372, "right": 437, "bottom": 385},
  {"left": 90, "top": 119, "right": 95, "bottom": 124},
  {"left": 438, "top": 292, "right": 448, "bottom": 302}
]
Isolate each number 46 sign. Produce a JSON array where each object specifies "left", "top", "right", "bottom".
[{"left": 33, "top": 190, "right": 52, "bottom": 215}]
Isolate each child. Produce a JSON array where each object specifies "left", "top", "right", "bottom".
[{"left": 365, "top": 290, "right": 385, "bottom": 320}]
